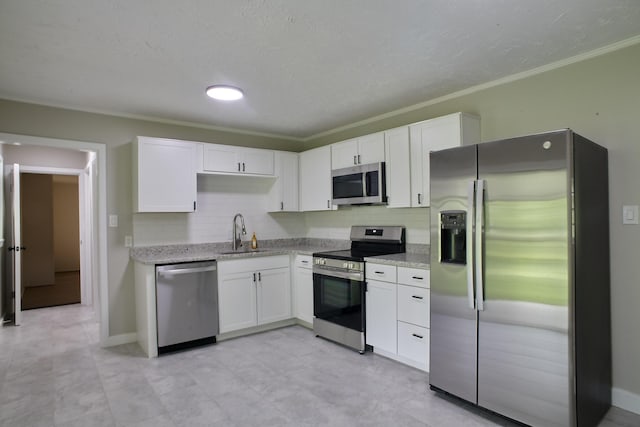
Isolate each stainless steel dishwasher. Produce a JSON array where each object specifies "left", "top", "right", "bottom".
[{"left": 156, "top": 261, "right": 219, "bottom": 354}]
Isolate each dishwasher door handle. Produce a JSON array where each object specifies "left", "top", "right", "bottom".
[{"left": 158, "top": 266, "right": 217, "bottom": 276}]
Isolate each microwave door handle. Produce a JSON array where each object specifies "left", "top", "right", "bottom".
[{"left": 363, "top": 172, "right": 368, "bottom": 197}]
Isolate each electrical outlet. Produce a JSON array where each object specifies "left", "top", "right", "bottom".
[
  {"left": 124, "top": 235, "right": 133, "bottom": 247},
  {"left": 109, "top": 214, "right": 118, "bottom": 228}
]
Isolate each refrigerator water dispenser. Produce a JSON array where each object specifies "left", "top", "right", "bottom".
[{"left": 440, "top": 211, "right": 466, "bottom": 264}]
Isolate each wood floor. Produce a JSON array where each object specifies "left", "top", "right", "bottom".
[{"left": 21, "top": 270, "right": 80, "bottom": 310}]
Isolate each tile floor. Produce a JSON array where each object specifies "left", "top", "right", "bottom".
[{"left": 0, "top": 304, "right": 638, "bottom": 427}]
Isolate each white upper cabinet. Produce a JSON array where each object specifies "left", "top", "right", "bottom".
[
  {"left": 331, "top": 132, "right": 385, "bottom": 170},
  {"left": 133, "top": 136, "right": 197, "bottom": 213},
  {"left": 299, "top": 145, "right": 336, "bottom": 211},
  {"left": 409, "top": 113, "right": 480, "bottom": 207},
  {"left": 384, "top": 126, "right": 411, "bottom": 208},
  {"left": 268, "top": 151, "right": 299, "bottom": 212},
  {"left": 200, "top": 143, "right": 274, "bottom": 176}
]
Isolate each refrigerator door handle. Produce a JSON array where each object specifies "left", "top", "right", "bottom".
[
  {"left": 466, "top": 180, "right": 476, "bottom": 310},
  {"left": 475, "top": 179, "right": 485, "bottom": 311}
]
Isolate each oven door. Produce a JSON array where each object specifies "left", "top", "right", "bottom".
[{"left": 313, "top": 271, "right": 365, "bottom": 332}]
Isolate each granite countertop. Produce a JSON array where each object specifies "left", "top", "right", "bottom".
[
  {"left": 130, "top": 238, "right": 350, "bottom": 265},
  {"left": 131, "top": 238, "right": 431, "bottom": 269},
  {"left": 365, "top": 251, "right": 430, "bottom": 269}
]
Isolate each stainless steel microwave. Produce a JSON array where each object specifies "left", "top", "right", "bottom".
[{"left": 331, "top": 162, "right": 387, "bottom": 205}]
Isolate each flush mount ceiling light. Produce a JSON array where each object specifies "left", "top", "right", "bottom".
[{"left": 205, "top": 85, "right": 244, "bottom": 101}]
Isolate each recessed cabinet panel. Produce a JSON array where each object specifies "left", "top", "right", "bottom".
[
  {"left": 366, "top": 279, "right": 397, "bottom": 354},
  {"left": 217, "top": 255, "right": 291, "bottom": 334},
  {"left": 398, "top": 321, "right": 430, "bottom": 370},
  {"left": 268, "top": 151, "right": 299, "bottom": 212},
  {"left": 331, "top": 133, "right": 385, "bottom": 170},
  {"left": 201, "top": 143, "right": 274, "bottom": 176},
  {"left": 133, "top": 136, "right": 197, "bottom": 213},
  {"left": 409, "top": 113, "right": 480, "bottom": 207},
  {"left": 299, "top": 145, "right": 335, "bottom": 211},
  {"left": 384, "top": 126, "right": 411, "bottom": 208},
  {"left": 294, "top": 255, "right": 313, "bottom": 324},
  {"left": 397, "top": 284, "right": 430, "bottom": 328}
]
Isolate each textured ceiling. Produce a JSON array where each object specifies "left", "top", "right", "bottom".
[{"left": 1, "top": 1, "right": 640, "bottom": 140}]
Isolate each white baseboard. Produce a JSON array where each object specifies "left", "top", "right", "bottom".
[
  {"left": 613, "top": 387, "right": 640, "bottom": 415},
  {"left": 103, "top": 332, "right": 137, "bottom": 347}
]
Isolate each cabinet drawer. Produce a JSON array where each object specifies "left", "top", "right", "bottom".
[
  {"left": 295, "top": 255, "right": 312, "bottom": 269},
  {"left": 397, "top": 321, "right": 429, "bottom": 370},
  {"left": 366, "top": 263, "right": 397, "bottom": 283},
  {"left": 397, "top": 285, "right": 430, "bottom": 328},
  {"left": 397, "top": 267, "right": 429, "bottom": 288}
]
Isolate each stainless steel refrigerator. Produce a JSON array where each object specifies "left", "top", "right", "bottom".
[{"left": 429, "top": 129, "right": 611, "bottom": 427}]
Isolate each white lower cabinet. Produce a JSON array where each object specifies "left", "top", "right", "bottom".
[
  {"left": 366, "top": 279, "right": 397, "bottom": 354},
  {"left": 366, "top": 262, "right": 430, "bottom": 372},
  {"left": 293, "top": 255, "right": 314, "bottom": 324},
  {"left": 397, "top": 321, "right": 429, "bottom": 370},
  {"left": 218, "top": 255, "right": 291, "bottom": 334}
]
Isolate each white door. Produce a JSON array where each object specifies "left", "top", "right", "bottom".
[
  {"left": 218, "top": 271, "right": 257, "bottom": 333},
  {"left": 10, "top": 164, "right": 22, "bottom": 325},
  {"left": 257, "top": 267, "right": 291, "bottom": 325}
]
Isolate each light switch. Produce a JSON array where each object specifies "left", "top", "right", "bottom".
[
  {"left": 109, "top": 214, "right": 118, "bottom": 228},
  {"left": 622, "top": 205, "right": 638, "bottom": 225}
]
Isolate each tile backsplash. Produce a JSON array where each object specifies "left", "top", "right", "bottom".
[{"left": 133, "top": 174, "right": 429, "bottom": 246}]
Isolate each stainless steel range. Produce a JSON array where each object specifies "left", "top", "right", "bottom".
[{"left": 312, "top": 226, "right": 405, "bottom": 353}]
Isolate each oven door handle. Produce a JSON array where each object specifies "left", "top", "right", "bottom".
[{"left": 312, "top": 267, "right": 363, "bottom": 281}]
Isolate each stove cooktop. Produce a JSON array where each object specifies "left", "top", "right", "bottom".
[
  {"left": 313, "top": 225, "right": 406, "bottom": 262},
  {"left": 313, "top": 248, "right": 400, "bottom": 261}
]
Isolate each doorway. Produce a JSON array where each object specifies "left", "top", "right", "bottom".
[
  {"left": 21, "top": 173, "right": 82, "bottom": 310},
  {"left": 0, "top": 133, "right": 108, "bottom": 345}
]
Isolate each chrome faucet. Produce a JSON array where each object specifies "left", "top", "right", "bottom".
[{"left": 232, "top": 213, "right": 247, "bottom": 251}]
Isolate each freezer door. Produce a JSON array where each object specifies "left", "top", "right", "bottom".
[
  {"left": 477, "top": 131, "right": 572, "bottom": 427},
  {"left": 429, "top": 144, "right": 478, "bottom": 404}
]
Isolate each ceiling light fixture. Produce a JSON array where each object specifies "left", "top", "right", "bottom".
[{"left": 205, "top": 85, "right": 244, "bottom": 101}]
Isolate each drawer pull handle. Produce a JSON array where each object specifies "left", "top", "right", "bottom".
[
  {"left": 412, "top": 276, "right": 424, "bottom": 280},
  {"left": 374, "top": 271, "right": 385, "bottom": 274},
  {"left": 301, "top": 260, "right": 309, "bottom": 264},
  {"left": 411, "top": 295, "right": 423, "bottom": 300},
  {"left": 412, "top": 333, "right": 424, "bottom": 339}
]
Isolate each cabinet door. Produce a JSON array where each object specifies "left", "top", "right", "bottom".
[
  {"left": 299, "top": 145, "right": 334, "bottom": 211},
  {"left": 409, "top": 113, "right": 480, "bottom": 207},
  {"left": 294, "top": 263, "right": 313, "bottom": 324},
  {"left": 409, "top": 126, "right": 426, "bottom": 207},
  {"left": 257, "top": 267, "right": 291, "bottom": 325},
  {"left": 384, "top": 127, "right": 411, "bottom": 208},
  {"left": 331, "top": 138, "right": 359, "bottom": 169},
  {"left": 202, "top": 144, "right": 240, "bottom": 173},
  {"left": 241, "top": 148, "right": 275, "bottom": 175},
  {"left": 218, "top": 271, "right": 257, "bottom": 333},
  {"left": 268, "top": 151, "right": 299, "bottom": 212},
  {"left": 397, "top": 284, "right": 430, "bottom": 328},
  {"left": 357, "top": 132, "right": 385, "bottom": 165},
  {"left": 134, "top": 137, "right": 197, "bottom": 212},
  {"left": 366, "top": 279, "right": 397, "bottom": 354},
  {"left": 397, "top": 321, "right": 429, "bottom": 371}
]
